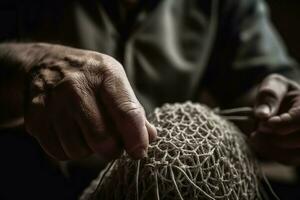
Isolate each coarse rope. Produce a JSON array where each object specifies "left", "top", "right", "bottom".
[{"left": 80, "top": 102, "right": 275, "bottom": 200}]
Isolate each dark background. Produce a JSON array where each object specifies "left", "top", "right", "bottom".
[
  {"left": 267, "top": 0, "right": 300, "bottom": 64},
  {"left": 264, "top": 2, "right": 300, "bottom": 198},
  {"left": 0, "top": 1, "right": 299, "bottom": 200}
]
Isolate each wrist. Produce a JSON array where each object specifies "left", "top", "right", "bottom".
[{"left": 0, "top": 42, "right": 53, "bottom": 124}]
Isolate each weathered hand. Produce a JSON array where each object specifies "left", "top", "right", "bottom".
[
  {"left": 251, "top": 74, "right": 300, "bottom": 165},
  {"left": 24, "top": 43, "right": 157, "bottom": 161}
]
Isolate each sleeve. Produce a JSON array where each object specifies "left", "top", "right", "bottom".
[{"left": 203, "top": 0, "right": 300, "bottom": 107}]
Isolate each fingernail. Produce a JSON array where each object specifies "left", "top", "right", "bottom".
[
  {"left": 146, "top": 121, "right": 158, "bottom": 142},
  {"left": 149, "top": 123, "right": 157, "bottom": 132},
  {"left": 255, "top": 104, "right": 271, "bottom": 118}
]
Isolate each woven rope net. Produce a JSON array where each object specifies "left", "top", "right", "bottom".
[{"left": 81, "top": 102, "right": 261, "bottom": 200}]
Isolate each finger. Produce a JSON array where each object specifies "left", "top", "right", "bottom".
[
  {"left": 24, "top": 94, "right": 68, "bottom": 160},
  {"left": 250, "top": 132, "right": 300, "bottom": 165},
  {"left": 146, "top": 119, "right": 157, "bottom": 142},
  {"left": 67, "top": 83, "right": 122, "bottom": 160},
  {"left": 53, "top": 117, "right": 92, "bottom": 160},
  {"left": 267, "top": 107, "right": 300, "bottom": 135},
  {"left": 272, "top": 132, "right": 300, "bottom": 149},
  {"left": 256, "top": 90, "right": 300, "bottom": 135},
  {"left": 288, "top": 79, "right": 300, "bottom": 90},
  {"left": 77, "top": 108, "right": 122, "bottom": 160},
  {"left": 99, "top": 61, "right": 151, "bottom": 159},
  {"left": 77, "top": 100, "right": 121, "bottom": 160},
  {"left": 24, "top": 94, "right": 48, "bottom": 136},
  {"left": 254, "top": 74, "right": 288, "bottom": 119},
  {"left": 35, "top": 128, "right": 69, "bottom": 160},
  {"left": 256, "top": 121, "right": 273, "bottom": 134},
  {"left": 106, "top": 101, "right": 149, "bottom": 159}
]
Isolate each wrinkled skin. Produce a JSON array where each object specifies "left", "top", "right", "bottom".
[
  {"left": 24, "top": 44, "right": 157, "bottom": 161},
  {"left": 16, "top": 43, "right": 300, "bottom": 165},
  {"left": 252, "top": 74, "right": 300, "bottom": 165}
]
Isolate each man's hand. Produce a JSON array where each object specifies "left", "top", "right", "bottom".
[
  {"left": 251, "top": 74, "right": 300, "bottom": 165},
  {"left": 22, "top": 43, "right": 156, "bottom": 161}
]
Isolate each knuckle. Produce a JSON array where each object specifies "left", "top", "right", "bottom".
[
  {"left": 101, "top": 65, "right": 122, "bottom": 82},
  {"left": 264, "top": 74, "right": 288, "bottom": 86},
  {"left": 99, "top": 55, "right": 124, "bottom": 77},
  {"left": 118, "top": 101, "right": 144, "bottom": 119},
  {"left": 100, "top": 54, "right": 122, "bottom": 68},
  {"left": 258, "top": 74, "right": 289, "bottom": 100},
  {"left": 79, "top": 54, "right": 126, "bottom": 89},
  {"left": 258, "top": 87, "right": 276, "bottom": 96},
  {"left": 265, "top": 73, "right": 287, "bottom": 83},
  {"left": 63, "top": 72, "right": 86, "bottom": 88},
  {"left": 267, "top": 73, "right": 284, "bottom": 80},
  {"left": 67, "top": 53, "right": 125, "bottom": 88},
  {"left": 58, "top": 77, "right": 90, "bottom": 99},
  {"left": 63, "top": 54, "right": 85, "bottom": 68},
  {"left": 257, "top": 87, "right": 277, "bottom": 100}
]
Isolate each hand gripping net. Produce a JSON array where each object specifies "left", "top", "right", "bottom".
[{"left": 81, "top": 102, "right": 261, "bottom": 200}]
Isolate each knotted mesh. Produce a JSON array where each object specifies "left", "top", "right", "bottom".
[{"left": 81, "top": 102, "right": 261, "bottom": 200}]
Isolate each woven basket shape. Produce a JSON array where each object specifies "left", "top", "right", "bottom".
[{"left": 81, "top": 102, "right": 261, "bottom": 200}]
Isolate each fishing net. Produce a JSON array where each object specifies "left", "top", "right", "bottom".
[{"left": 80, "top": 102, "right": 261, "bottom": 200}]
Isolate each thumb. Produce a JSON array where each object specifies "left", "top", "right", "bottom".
[
  {"left": 97, "top": 56, "right": 152, "bottom": 159},
  {"left": 145, "top": 119, "right": 157, "bottom": 142},
  {"left": 254, "top": 74, "right": 288, "bottom": 119}
]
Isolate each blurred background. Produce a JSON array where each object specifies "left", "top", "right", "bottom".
[
  {"left": 267, "top": 0, "right": 300, "bottom": 64},
  {"left": 0, "top": 1, "right": 300, "bottom": 200},
  {"left": 262, "top": 1, "right": 300, "bottom": 199}
]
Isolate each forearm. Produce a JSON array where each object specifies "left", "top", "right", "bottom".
[{"left": 0, "top": 42, "right": 48, "bottom": 125}]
